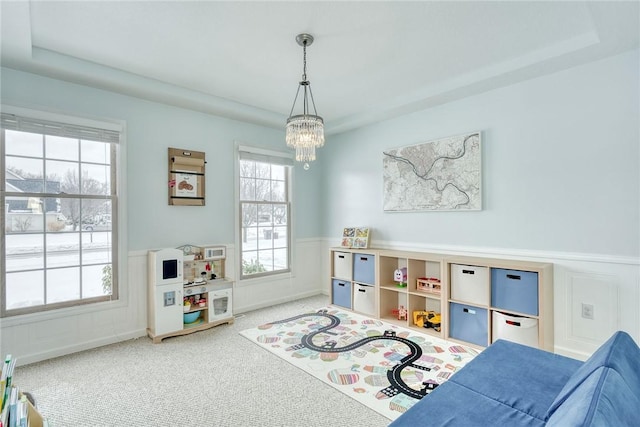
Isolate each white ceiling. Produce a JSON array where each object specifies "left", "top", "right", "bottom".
[{"left": 1, "top": 1, "right": 638, "bottom": 135}]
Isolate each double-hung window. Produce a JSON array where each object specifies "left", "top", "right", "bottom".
[
  {"left": 1, "top": 109, "right": 121, "bottom": 316},
  {"left": 238, "top": 147, "right": 292, "bottom": 279}
]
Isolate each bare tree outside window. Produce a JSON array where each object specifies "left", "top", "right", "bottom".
[{"left": 57, "top": 169, "right": 108, "bottom": 231}]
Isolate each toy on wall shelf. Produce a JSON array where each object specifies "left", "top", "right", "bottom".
[
  {"left": 394, "top": 267, "right": 408, "bottom": 287},
  {"left": 413, "top": 310, "right": 442, "bottom": 332},
  {"left": 416, "top": 277, "right": 442, "bottom": 294},
  {"left": 391, "top": 305, "right": 408, "bottom": 321}
]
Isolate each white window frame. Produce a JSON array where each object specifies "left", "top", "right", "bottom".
[
  {"left": 236, "top": 144, "right": 294, "bottom": 282},
  {"left": 1, "top": 105, "right": 126, "bottom": 317}
]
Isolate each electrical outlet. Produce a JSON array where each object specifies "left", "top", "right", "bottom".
[{"left": 582, "top": 303, "right": 594, "bottom": 320}]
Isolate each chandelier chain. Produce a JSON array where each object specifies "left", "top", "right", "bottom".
[{"left": 302, "top": 40, "right": 307, "bottom": 81}]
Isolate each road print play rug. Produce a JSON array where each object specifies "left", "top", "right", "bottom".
[{"left": 240, "top": 307, "right": 479, "bottom": 421}]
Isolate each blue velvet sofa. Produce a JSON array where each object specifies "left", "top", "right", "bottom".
[{"left": 390, "top": 331, "right": 640, "bottom": 426}]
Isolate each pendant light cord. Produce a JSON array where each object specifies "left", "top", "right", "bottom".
[
  {"left": 302, "top": 40, "right": 307, "bottom": 82},
  {"left": 287, "top": 36, "right": 320, "bottom": 119}
]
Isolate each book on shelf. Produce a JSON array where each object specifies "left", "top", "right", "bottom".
[
  {"left": 0, "top": 355, "right": 45, "bottom": 427},
  {"left": 18, "top": 395, "right": 27, "bottom": 427},
  {"left": 8, "top": 386, "right": 18, "bottom": 427},
  {"left": 1, "top": 355, "right": 16, "bottom": 412}
]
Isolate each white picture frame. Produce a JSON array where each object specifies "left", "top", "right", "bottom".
[{"left": 341, "top": 227, "right": 370, "bottom": 248}]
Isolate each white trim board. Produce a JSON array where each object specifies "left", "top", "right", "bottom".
[{"left": 329, "top": 238, "right": 640, "bottom": 266}]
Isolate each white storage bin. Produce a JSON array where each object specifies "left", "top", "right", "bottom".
[
  {"left": 492, "top": 311, "right": 539, "bottom": 348},
  {"left": 451, "top": 264, "right": 490, "bottom": 306},
  {"left": 333, "top": 251, "right": 353, "bottom": 280},
  {"left": 353, "top": 283, "right": 376, "bottom": 316}
]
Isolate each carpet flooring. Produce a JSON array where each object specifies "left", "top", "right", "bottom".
[{"left": 14, "top": 295, "right": 393, "bottom": 427}]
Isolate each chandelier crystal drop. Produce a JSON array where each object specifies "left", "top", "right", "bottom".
[{"left": 286, "top": 33, "right": 325, "bottom": 166}]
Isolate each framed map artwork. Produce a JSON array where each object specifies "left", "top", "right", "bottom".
[
  {"left": 383, "top": 132, "right": 482, "bottom": 211},
  {"left": 341, "top": 227, "right": 370, "bottom": 248}
]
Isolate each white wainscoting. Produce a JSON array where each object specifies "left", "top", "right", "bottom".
[
  {"left": 0, "top": 251, "right": 148, "bottom": 365},
  {"left": 3, "top": 238, "right": 636, "bottom": 364},
  {"left": 320, "top": 240, "right": 640, "bottom": 361},
  {"left": 554, "top": 261, "right": 639, "bottom": 359},
  {"left": 233, "top": 239, "right": 325, "bottom": 313},
  {"left": 1, "top": 239, "right": 325, "bottom": 365}
]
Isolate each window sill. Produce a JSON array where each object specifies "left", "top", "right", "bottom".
[{"left": 237, "top": 270, "right": 294, "bottom": 287}]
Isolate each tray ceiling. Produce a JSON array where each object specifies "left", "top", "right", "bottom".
[{"left": 1, "top": 1, "right": 638, "bottom": 134}]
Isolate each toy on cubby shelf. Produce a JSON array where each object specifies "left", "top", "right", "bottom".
[
  {"left": 391, "top": 305, "right": 408, "bottom": 321},
  {"left": 193, "top": 295, "right": 207, "bottom": 307},
  {"left": 413, "top": 310, "right": 442, "bottom": 332},
  {"left": 394, "top": 267, "right": 408, "bottom": 287},
  {"left": 416, "top": 277, "right": 442, "bottom": 294}
]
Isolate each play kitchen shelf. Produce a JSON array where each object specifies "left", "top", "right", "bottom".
[
  {"left": 329, "top": 247, "right": 553, "bottom": 350},
  {"left": 147, "top": 246, "right": 233, "bottom": 343},
  {"left": 168, "top": 147, "right": 206, "bottom": 206}
]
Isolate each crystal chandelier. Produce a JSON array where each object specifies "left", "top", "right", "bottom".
[{"left": 286, "top": 33, "right": 324, "bottom": 170}]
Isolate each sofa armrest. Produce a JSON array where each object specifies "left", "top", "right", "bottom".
[
  {"left": 546, "top": 367, "right": 640, "bottom": 426},
  {"left": 546, "top": 331, "right": 640, "bottom": 419}
]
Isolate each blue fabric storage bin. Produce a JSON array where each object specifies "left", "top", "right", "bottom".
[
  {"left": 491, "top": 268, "right": 539, "bottom": 315},
  {"left": 449, "top": 302, "right": 488, "bottom": 347},
  {"left": 332, "top": 279, "right": 351, "bottom": 309},
  {"left": 353, "top": 253, "right": 375, "bottom": 284}
]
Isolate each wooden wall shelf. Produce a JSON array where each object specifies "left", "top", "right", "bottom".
[{"left": 168, "top": 147, "right": 205, "bottom": 206}]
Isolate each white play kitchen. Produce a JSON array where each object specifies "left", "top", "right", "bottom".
[{"left": 147, "top": 245, "right": 233, "bottom": 343}]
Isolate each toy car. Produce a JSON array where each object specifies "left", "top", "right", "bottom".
[
  {"left": 413, "top": 310, "right": 441, "bottom": 332},
  {"left": 425, "top": 312, "right": 441, "bottom": 332}
]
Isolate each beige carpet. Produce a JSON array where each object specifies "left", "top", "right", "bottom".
[{"left": 14, "top": 295, "right": 391, "bottom": 427}]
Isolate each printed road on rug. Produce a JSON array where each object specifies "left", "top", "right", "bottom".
[{"left": 240, "top": 307, "right": 480, "bottom": 421}]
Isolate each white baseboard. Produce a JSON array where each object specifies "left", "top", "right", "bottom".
[
  {"left": 235, "top": 290, "right": 325, "bottom": 315},
  {"left": 553, "top": 346, "right": 591, "bottom": 362},
  {"left": 18, "top": 329, "right": 147, "bottom": 366}
]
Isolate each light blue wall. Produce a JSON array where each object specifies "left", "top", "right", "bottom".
[
  {"left": 1, "top": 68, "right": 322, "bottom": 250},
  {"left": 319, "top": 50, "right": 640, "bottom": 257},
  {"left": 3, "top": 49, "right": 638, "bottom": 257}
]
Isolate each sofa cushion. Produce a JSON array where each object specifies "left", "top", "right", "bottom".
[
  {"left": 389, "top": 379, "right": 545, "bottom": 427},
  {"left": 546, "top": 366, "right": 640, "bottom": 426},
  {"left": 546, "top": 331, "right": 640, "bottom": 419},
  {"left": 446, "top": 339, "right": 581, "bottom": 420}
]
